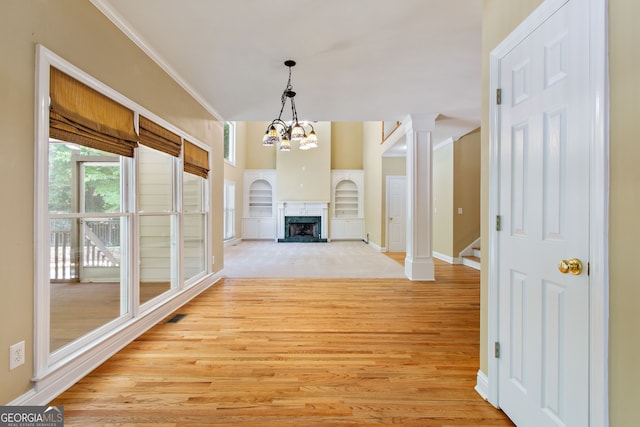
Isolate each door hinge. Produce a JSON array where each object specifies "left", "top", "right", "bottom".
[
  {"left": 496, "top": 215, "right": 502, "bottom": 231},
  {"left": 496, "top": 88, "right": 502, "bottom": 105},
  {"left": 494, "top": 342, "right": 501, "bottom": 358}
]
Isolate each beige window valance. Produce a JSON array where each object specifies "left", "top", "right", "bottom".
[
  {"left": 183, "top": 140, "right": 209, "bottom": 179},
  {"left": 49, "top": 66, "right": 138, "bottom": 157},
  {"left": 138, "top": 115, "right": 182, "bottom": 157}
]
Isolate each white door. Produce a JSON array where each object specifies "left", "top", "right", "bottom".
[
  {"left": 497, "top": 1, "right": 590, "bottom": 426},
  {"left": 386, "top": 176, "right": 406, "bottom": 252}
]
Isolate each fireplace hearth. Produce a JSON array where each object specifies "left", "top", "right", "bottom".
[{"left": 278, "top": 216, "right": 327, "bottom": 243}]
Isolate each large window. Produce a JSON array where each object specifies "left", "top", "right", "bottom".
[
  {"left": 223, "top": 180, "right": 236, "bottom": 240},
  {"left": 35, "top": 46, "right": 211, "bottom": 377},
  {"left": 48, "top": 143, "right": 130, "bottom": 353},
  {"left": 137, "top": 145, "right": 178, "bottom": 304},
  {"left": 223, "top": 121, "right": 236, "bottom": 165},
  {"left": 183, "top": 172, "right": 207, "bottom": 281}
]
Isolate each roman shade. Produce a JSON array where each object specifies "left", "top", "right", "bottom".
[
  {"left": 49, "top": 66, "right": 138, "bottom": 157},
  {"left": 183, "top": 140, "right": 209, "bottom": 179},
  {"left": 138, "top": 115, "right": 182, "bottom": 157}
]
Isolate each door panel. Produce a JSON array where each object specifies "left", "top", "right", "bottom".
[
  {"left": 386, "top": 176, "right": 406, "bottom": 252},
  {"left": 497, "top": 1, "right": 589, "bottom": 425}
]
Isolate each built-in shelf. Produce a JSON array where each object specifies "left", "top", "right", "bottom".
[
  {"left": 331, "top": 170, "right": 364, "bottom": 240},
  {"left": 243, "top": 170, "right": 276, "bottom": 239}
]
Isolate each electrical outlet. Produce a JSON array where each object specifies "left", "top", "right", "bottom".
[{"left": 10, "top": 341, "right": 25, "bottom": 370}]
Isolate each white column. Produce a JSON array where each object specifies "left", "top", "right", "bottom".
[{"left": 404, "top": 114, "right": 437, "bottom": 281}]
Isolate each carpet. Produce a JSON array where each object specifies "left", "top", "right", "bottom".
[{"left": 223, "top": 240, "right": 406, "bottom": 279}]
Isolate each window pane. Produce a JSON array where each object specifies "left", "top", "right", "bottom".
[
  {"left": 184, "top": 213, "right": 205, "bottom": 280},
  {"left": 139, "top": 215, "right": 177, "bottom": 304},
  {"left": 50, "top": 216, "right": 126, "bottom": 352},
  {"left": 183, "top": 172, "right": 203, "bottom": 212},
  {"left": 224, "top": 122, "right": 230, "bottom": 160},
  {"left": 223, "top": 121, "right": 235, "bottom": 164},
  {"left": 49, "top": 142, "right": 121, "bottom": 214},
  {"left": 83, "top": 164, "right": 120, "bottom": 213},
  {"left": 138, "top": 145, "right": 174, "bottom": 212},
  {"left": 224, "top": 181, "right": 235, "bottom": 240}
]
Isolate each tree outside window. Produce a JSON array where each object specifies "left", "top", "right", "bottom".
[{"left": 223, "top": 121, "right": 236, "bottom": 165}]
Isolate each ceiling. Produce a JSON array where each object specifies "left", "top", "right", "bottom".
[{"left": 92, "top": 0, "right": 483, "bottom": 151}]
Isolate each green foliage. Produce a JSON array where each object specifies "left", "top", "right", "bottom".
[
  {"left": 48, "top": 143, "right": 120, "bottom": 214},
  {"left": 224, "top": 122, "right": 230, "bottom": 160},
  {"left": 48, "top": 144, "right": 72, "bottom": 213}
]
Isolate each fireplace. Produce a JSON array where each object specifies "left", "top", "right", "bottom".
[
  {"left": 277, "top": 201, "right": 329, "bottom": 242},
  {"left": 279, "top": 216, "right": 326, "bottom": 242}
]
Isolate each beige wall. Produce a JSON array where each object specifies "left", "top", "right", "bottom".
[
  {"left": 453, "top": 128, "right": 481, "bottom": 255},
  {"left": 276, "top": 122, "right": 332, "bottom": 202},
  {"left": 483, "top": 1, "right": 640, "bottom": 423},
  {"left": 331, "top": 122, "right": 363, "bottom": 169},
  {"left": 245, "top": 122, "right": 277, "bottom": 170},
  {"left": 432, "top": 129, "right": 480, "bottom": 259},
  {"left": 608, "top": 0, "right": 640, "bottom": 422},
  {"left": 362, "top": 122, "right": 384, "bottom": 247},
  {"left": 0, "top": 0, "right": 222, "bottom": 404},
  {"left": 433, "top": 145, "right": 454, "bottom": 257}
]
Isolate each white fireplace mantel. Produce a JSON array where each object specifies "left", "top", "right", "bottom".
[{"left": 277, "top": 201, "right": 329, "bottom": 240}]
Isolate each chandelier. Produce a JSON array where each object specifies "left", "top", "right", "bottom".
[{"left": 262, "top": 60, "right": 318, "bottom": 151}]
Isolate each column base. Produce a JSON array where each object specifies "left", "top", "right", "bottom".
[{"left": 404, "top": 256, "right": 435, "bottom": 281}]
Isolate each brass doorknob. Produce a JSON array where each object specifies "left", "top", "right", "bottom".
[{"left": 558, "top": 258, "right": 583, "bottom": 275}]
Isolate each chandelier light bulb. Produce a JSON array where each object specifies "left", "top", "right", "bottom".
[
  {"left": 299, "top": 137, "right": 311, "bottom": 150},
  {"left": 290, "top": 123, "right": 305, "bottom": 142},
  {"left": 279, "top": 134, "right": 291, "bottom": 152},
  {"left": 306, "top": 130, "right": 318, "bottom": 148}
]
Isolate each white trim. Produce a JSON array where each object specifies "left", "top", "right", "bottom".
[
  {"left": 433, "top": 136, "right": 454, "bottom": 152},
  {"left": 588, "top": 0, "right": 610, "bottom": 424},
  {"left": 224, "top": 237, "right": 242, "bottom": 248},
  {"left": 487, "top": 0, "right": 609, "bottom": 423},
  {"left": 34, "top": 44, "right": 53, "bottom": 380},
  {"left": 368, "top": 241, "right": 385, "bottom": 253},
  {"left": 89, "top": 0, "right": 224, "bottom": 122},
  {"left": 432, "top": 251, "right": 462, "bottom": 265},
  {"left": 475, "top": 369, "right": 490, "bottom": 401},
  {"left": 461, "top": 257, "right": 480, "bottom": 271}
]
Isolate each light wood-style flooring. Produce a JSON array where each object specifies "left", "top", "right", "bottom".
[{"left": 51, "top": 257, "right": 513, "bottom": 426}]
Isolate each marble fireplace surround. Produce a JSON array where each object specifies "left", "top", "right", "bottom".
[{"left": 277, "top": 201, "right": 329, "bottom": 242}]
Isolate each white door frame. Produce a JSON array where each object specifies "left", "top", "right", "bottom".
[{"left": 486, "top": 0, "right": 609, "bottom": 425}]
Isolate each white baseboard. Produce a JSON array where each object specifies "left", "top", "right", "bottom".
[
  {"left": 432, "top": 251, "right": 462, "bottom": 264},
  {"left": 462, "top": 257, "right": 481, "bottom": 270},
  {"left": 368, "top": 241, "right": 385, "bottom": 252},
  {"left": 224, "top": 237, "right": 242, "bottom": 247},
  {"left": 475, "top": 369, "right": 489, "bottom": 401},
  {"left": 13, "top": 272, "right": 223, "bottom": 406}
]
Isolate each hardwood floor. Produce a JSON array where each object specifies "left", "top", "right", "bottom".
[{"left": 50, "top": 259, "right": 513, "bottom": 426}]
